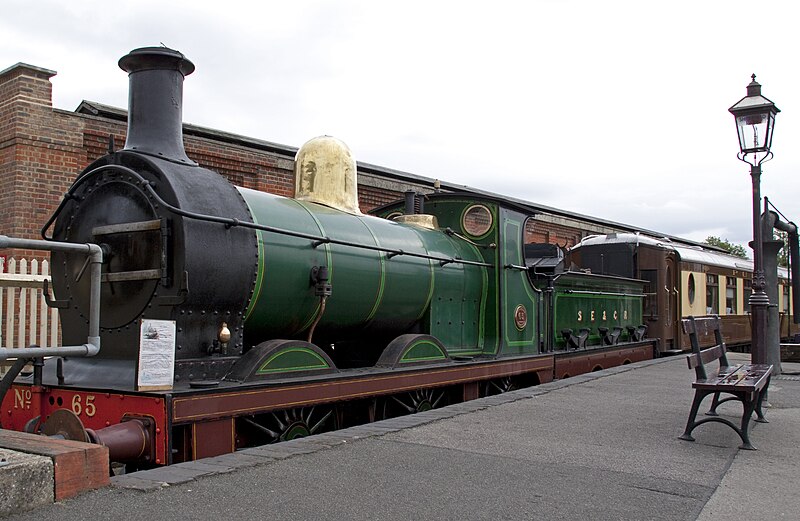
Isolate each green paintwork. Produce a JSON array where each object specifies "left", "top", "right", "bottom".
[
  {"left": 499, "top": 209, "right": 540, "bottom": 356},
  {"left": 282, "top": 424, "right": 310, "bottom": 440},
  {"left": 256, "top": 346, "right": 331, "bottom": 375},
  {"left": 377, "top": 197, "right": 547, "bottom": 359},
  {"left": 537, "top": 272, "right": 645, "bottom": 349},
  {"left": 421, "top": 199, "right": 496, "bottom": 356},
  {"left": 399, "top": 339, "right": 448, "bottom": 364},
  {"left": 236, "top": 188, "right": 487, "bottom": 358},
  {"left": 421, "top": 230, "right": 487, "bottom": 354},
  {"left": 240, "top": 190, "right": 329, "bottom": 337}
]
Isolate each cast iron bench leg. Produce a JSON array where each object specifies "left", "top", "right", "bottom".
[
  {"left": 738, "top": 397, "right": 758, "bottom": 450},
  {"left": 706, "top": 392, "right": 722, "bottom": 416},
  {"left": 679, "top": 390, "right": 709, "bottom": 442},
  {"left": 754, "top": 375, "right": 771, "bottom": 424},
  {"left": 706, "top": 392, "right": 741, "bottom": 416}
]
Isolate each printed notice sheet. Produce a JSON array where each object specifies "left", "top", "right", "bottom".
[{"left": 137, "top": 319, "right": 176, "bottom": 391}]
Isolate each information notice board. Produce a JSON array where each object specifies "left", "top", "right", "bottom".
[{"left": 137, "top": 319, "right": 176, "bottom": 391}]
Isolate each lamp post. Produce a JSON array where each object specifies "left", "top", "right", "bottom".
[{"left": 729, "top": 75, "right": 780, "bottom": 365}]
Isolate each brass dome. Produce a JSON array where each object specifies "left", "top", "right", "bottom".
[{"left": 294, "top": 136, "right": 360, "bottom": 214}]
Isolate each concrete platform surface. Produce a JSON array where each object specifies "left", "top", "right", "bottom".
[
  {"left": 4, "top": 353, "right": 799, "bottom": 520},
  {"left": 0, "top": 449, "right": 53, "bottom": 517}
]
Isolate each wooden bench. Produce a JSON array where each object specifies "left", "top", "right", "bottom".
[{"left": 678, "top": 316, "right": 772, "bottom": 450}]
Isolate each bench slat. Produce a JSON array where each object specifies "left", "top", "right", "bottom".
[
  {"left": 681, "top": 316, "right": 721, "bottom": 336},
  {"left": 686, "top": 345, "right": 726, "bottom": 369},
  {"left": 693, "top": 363, "right": 771, "bottom": 392}
]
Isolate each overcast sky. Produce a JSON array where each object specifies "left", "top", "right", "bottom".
[{"left": 2, "top": 0, "right": 798, "bottom": 250}]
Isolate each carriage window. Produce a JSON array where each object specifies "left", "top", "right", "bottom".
[
  {"left": 687, "top": 274, "right": 696, "bottom": 305},
  {"left": 666, "top": 265, "right": 673, "bottom": 323},
  {"left": 725, "top": 277, "right": 737, "bottom": 314},
  {"left": 462, "top": 205, "right": 493, "bottom": 237},
  {"left": 743, "top": 277, "right": 752, "bottom": 313},
  {"left": 706, "top": 274, "right": 719, "bottom": 314},
  {"left": 784, "top": 285, "right": 790, "bottom": 313}
]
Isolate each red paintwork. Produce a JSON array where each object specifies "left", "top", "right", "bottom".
[
  {"left": 1, "top": 385, "right": 168, "bottom": 466},
  {"left": 554, "top": 344, "right": 652, "bottom": 380}
]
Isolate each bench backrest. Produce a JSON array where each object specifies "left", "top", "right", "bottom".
[{"left": 681, "top": 315, "right": 729, "bottom": 380}]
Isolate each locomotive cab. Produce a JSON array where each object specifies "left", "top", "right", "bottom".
[{"left": 372, "top": 193, "right": 549, "bottom": 358}]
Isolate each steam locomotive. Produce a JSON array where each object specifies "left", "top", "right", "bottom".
[{"left": 0, "top": 47, "right": 654, "bottom": 468}]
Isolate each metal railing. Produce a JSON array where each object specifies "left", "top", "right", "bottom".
[{"left": 0, "top": 236, "right": 102, "bottom": 362}]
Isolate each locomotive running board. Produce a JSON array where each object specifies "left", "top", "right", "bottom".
[{"left": 170, "top": 356, "right": 555, "bottom": 424}]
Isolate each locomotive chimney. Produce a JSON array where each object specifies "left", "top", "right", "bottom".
[{"left": 118, "top": 46, "right": 196, "bottom": 164}]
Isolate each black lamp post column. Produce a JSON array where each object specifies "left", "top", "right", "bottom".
[
  {"left": 749, "top": 164, "right": 769, "bottom": 365},
  {"left": 729, "top": 74, "right": 779, "bottom": 366}
]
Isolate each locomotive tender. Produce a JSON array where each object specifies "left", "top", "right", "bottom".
[
  {"left": 568, "top": 232, "right": 800, "bottom": 352},
  {"left": 0, "top": 47, "right": 654, "bottom": 467}
]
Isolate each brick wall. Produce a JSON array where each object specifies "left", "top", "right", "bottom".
[
  {"left": 185, "top": 136, "right": 295, "bottom": 197},
  {"left": 525, "top": 217, "right": 590, "bottom": 249},
  {"left": 356, "top": 184, "right": 403, "bottom": 212},
  {"left": 0, "top": 64, "right": 84, "bottom": 260}
]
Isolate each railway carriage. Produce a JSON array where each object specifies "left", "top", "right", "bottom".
[{"left": 0, "top": 47, "right": 654, "bottom": 468}]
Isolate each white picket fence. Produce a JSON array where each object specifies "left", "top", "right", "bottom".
[{"left": 0, "top": 257, "right": 60, "bottom": 365}]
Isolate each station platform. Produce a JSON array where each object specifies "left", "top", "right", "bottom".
[{"left": 4, "top": 353, "right": 800, "bottom": 520}]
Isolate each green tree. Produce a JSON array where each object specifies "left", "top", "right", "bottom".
[
  {"left": 704, "top": 236, "right": 748, "bottom": 258},
  {"left": 774, "top": 230, "right": 789, "bottom": 268}
]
